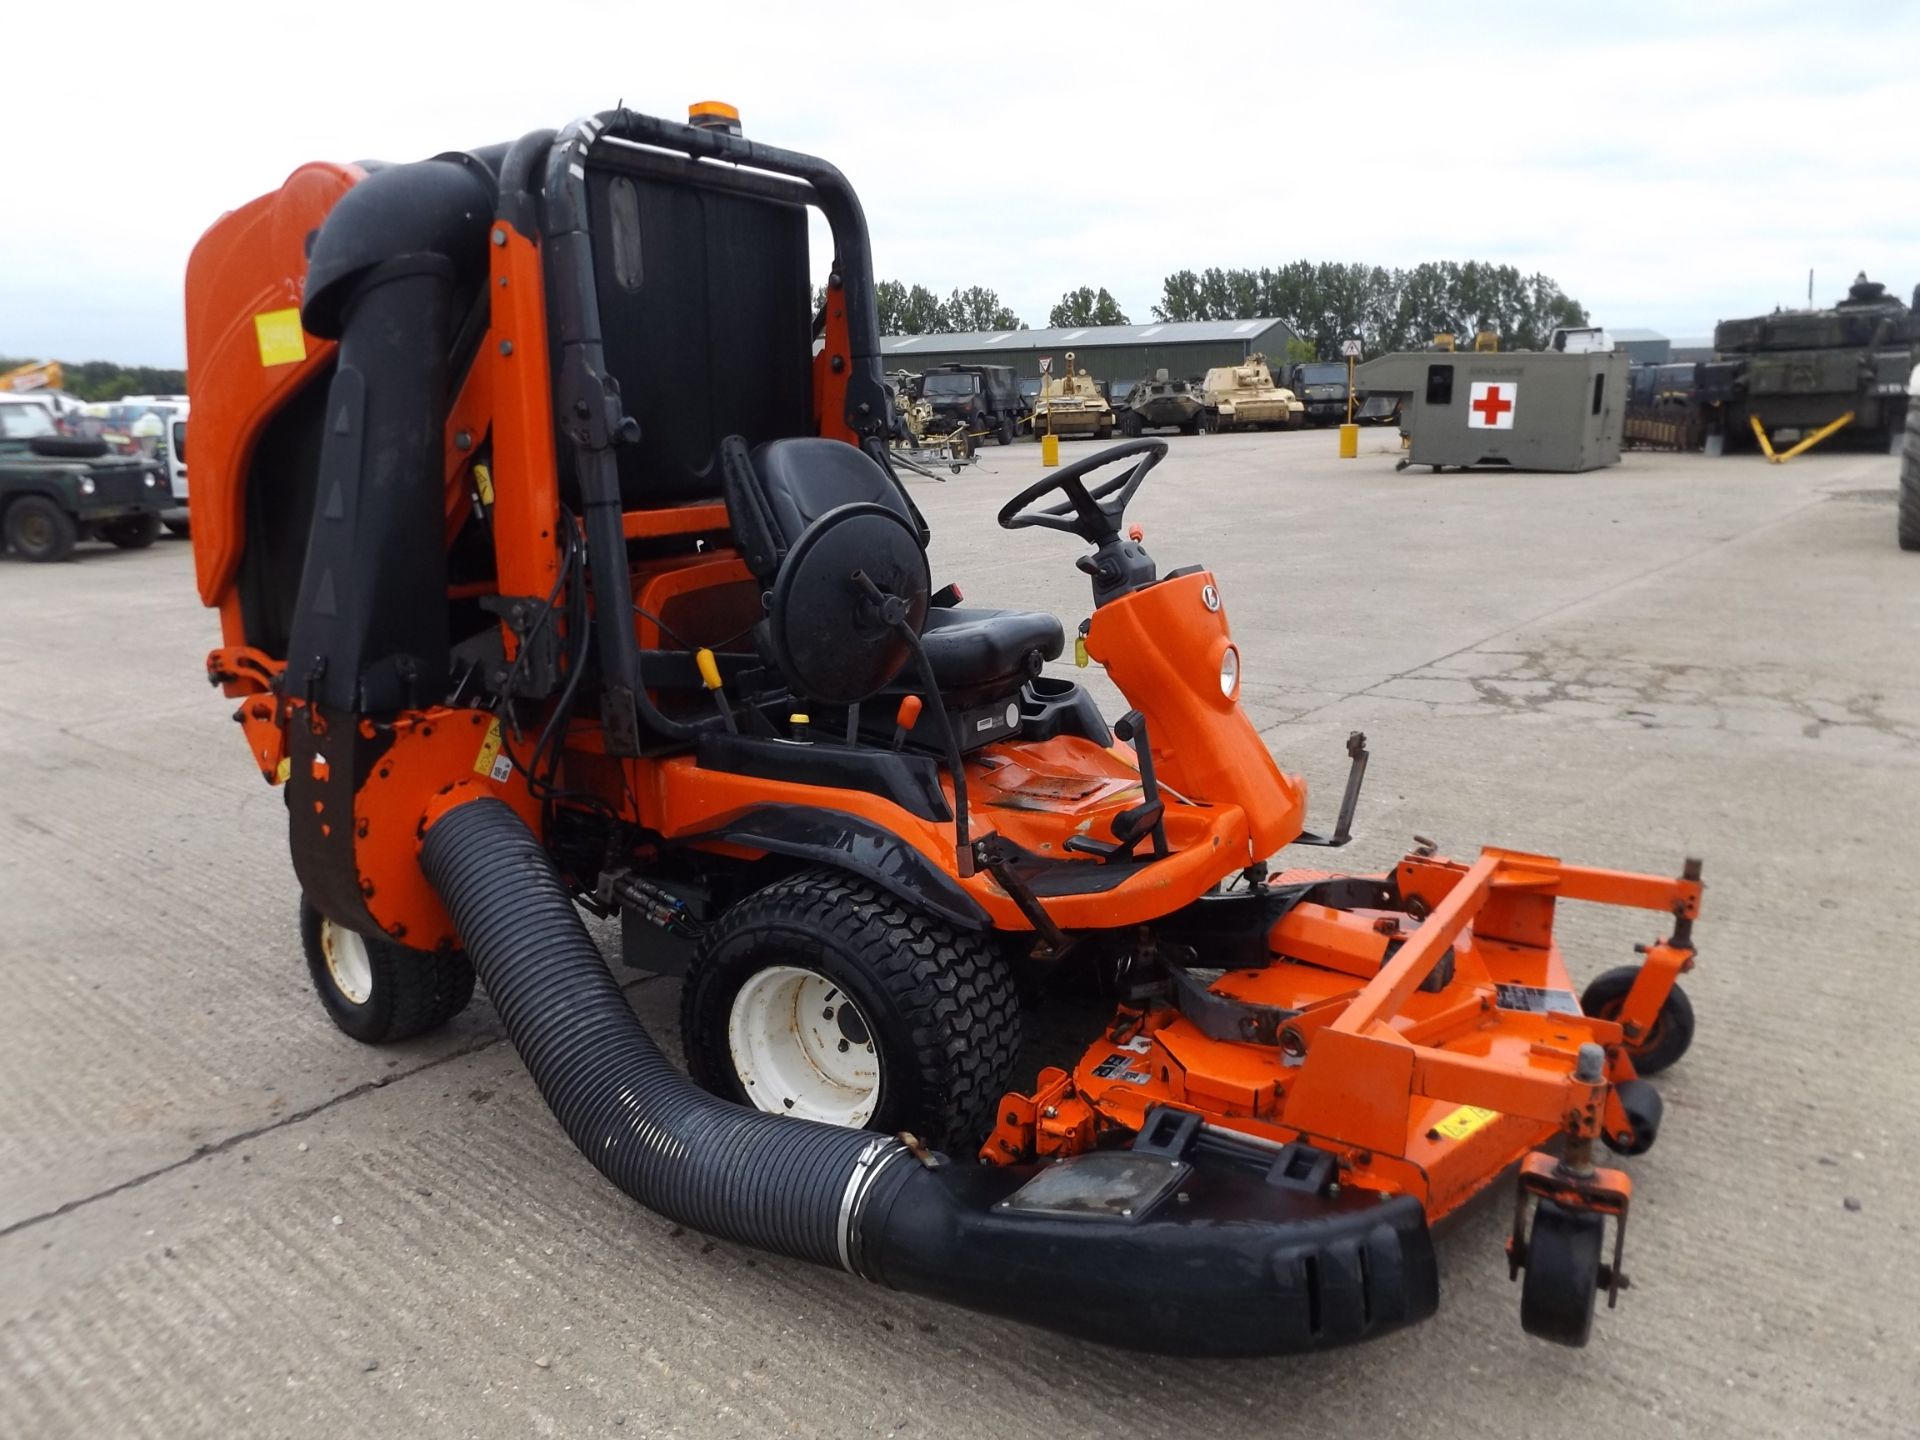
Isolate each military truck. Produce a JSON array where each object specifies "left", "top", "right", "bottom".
[
  {"left": 1199, "top": 352, "right": 1305, "bottom": 432},
  {"left": 1121, "top": 369, "right": 1204, "bottom": 436},
  {"left": 1029, "top": 352, "right": 1114, "bottom": 440},
  {"left": 884, "top": 369, "right": 973, "bottom": 476},
  {"left": 0, "top": 399, "right": 170, "bottom": 561},
  {"left": 919, "top": 363, "right": 1024, "bottom": 446},
  {"left": 1282, "top": 361, "right": 1358, "bottom": 427},
  {"left": 1711, "top": 273, "right": 1918, "bottom": 454}
]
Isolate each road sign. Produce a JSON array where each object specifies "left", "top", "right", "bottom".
[
  {"left": 1467, "top": 380, "right": 1518, "bottom": 429},
  {"left": 1341, "top": 339, "right": 1363, "bottom": 358},
  {"left": 1038, "top": 356, "right": 1052, "bottom": 374}
]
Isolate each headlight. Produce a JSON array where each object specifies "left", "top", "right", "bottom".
[
  {"left": 144, "top": 473, "right": 159, "bottom": 488},
  {"left": 79, "top": 477, "right": 96, "bottom": 496},
  {"left": 1219, "top": 645, "right": 1240, "bottom": 698}
]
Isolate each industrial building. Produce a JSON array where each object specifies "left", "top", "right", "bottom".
[
  {"left": 880, "top": 317, "right": 1301, "bottom": 383},
  {"left": 1608, "top": 328, "right": 1672, "bottom": 364}
]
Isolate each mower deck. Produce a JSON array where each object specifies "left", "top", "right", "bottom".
[{"left": 985, "top": 846, "right": 1700, "bottom": 1338}]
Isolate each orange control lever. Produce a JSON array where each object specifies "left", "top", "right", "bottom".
[{"left": 891, "top": 695, "right": 923, "bottom": 751}]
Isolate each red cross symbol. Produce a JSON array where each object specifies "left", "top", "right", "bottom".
[{"left": 1472, "top": 385, "right": 1513, "bottom": 425}]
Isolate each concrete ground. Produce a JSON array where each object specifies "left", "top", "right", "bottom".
[{"left": 2, "top": 430, "right": 1916, "bottom": 1437}]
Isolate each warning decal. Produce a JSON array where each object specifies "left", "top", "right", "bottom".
[
  {"left": 1467, "top": 380, "right": 1517, "bottom": 429},
  {"left": 1433, "top": 1105, "right": 1500, "bottom": 1141},
  {"left": 1091, "top": 1052, "right": 1150, "bottom": 1085},
  {"left": 254, "top": 308, "right": 308, "bottom": 368},
  {"left": 1494, "top": 983, "right": 1580, "bottom": 1014},
  {"left": 474, "top": 718, "right": 507, "bottom": 780}
]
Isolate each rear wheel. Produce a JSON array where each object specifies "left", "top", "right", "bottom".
[
  {"left": 164, "top": 518, "right": 191, "bottom": 538},
  {"left": 5, "top": 495, "right": 77, "bottom": 562},
  {"left": 1581, "top": 965, "right": 1694, "bottom": 1074},
  {"left": 1519, "top": 1199, "right": 1604, "bottom": 1346},
  {"left": 681, "top": 869, "right": 1019, "bottom": 1152},
  {"left": 997, "top": 415, "right": 1015, "bottom": 446},
  {"left": 300, "top": 898, "right": 476, "bottom": 1043},
  {"left": 101, "top": 512, "right": 161, "bottom": 549}
]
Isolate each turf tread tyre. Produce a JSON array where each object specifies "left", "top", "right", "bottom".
[
  {"left": 1581, "top": 964, "right": 1694, "bottom": 1074},
  {"left": 5, "top": 495, "right": 78, "bottom": 562},
  {"left": 1898, "top": 397, "right": 1920, "bottom": 551},
  {"left": 681, "top": 868, "right": 1019, "bottom": 1153},
  {"left": 300, "top": 899, "right": 476, "bottom": 1043}
]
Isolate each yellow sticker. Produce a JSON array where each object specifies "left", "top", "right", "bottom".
[
  {"left": 474, "top": 718, "right": 503, "bottom": 778},
  {"left": 272, "top": 756, "right": 291, "bottom": 786},
  {"left": 254, "top": 308, "right": 308, "bottom": 367},
  {"left": 472, "top": 463, "right": 495, "bottom": 507},
  {"left": 1433, "top": 1104, "right": 1500, "bottom": 1141}
]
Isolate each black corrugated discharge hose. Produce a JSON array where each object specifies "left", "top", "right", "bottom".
[{"left": 419, "top": 797, "right": 910, "bottom": 1268}]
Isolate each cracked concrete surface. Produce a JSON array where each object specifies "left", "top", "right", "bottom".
[{"left": 2, "top": 434, "right": 1916, "bottom": 1437}]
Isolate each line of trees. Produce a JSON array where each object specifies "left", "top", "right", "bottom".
[
  {"left": 1151, "top": 261, "right": 1589, "bottom": 357},
  {"left": 843, "top": 261, "right": 1585, "bottom": 355},
  {"left": 2, "top": 357, "right": 188, "bottom": 402}
]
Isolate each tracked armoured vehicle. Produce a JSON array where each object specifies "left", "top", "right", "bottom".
[
  {"left": 1199, "top": 352, "right": 1305, "bottom": 433},
  {"left": 1029, "top": 351, "right": 1113, "bottom": 440},
  {"left": 1713, "top": 273, "right": 1919, "bottom": 454}
]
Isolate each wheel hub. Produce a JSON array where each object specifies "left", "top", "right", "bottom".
[
  {"left": 320, "top": 919, "right": 374, "bottom": 1005},
  {"left": 727, "top": 965, "right": 880, "bottom": 1127}
]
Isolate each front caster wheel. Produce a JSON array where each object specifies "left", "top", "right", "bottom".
[
  {"left": 680, "top": 869, "right": 1019, "bottom": 1153},
  {"left": 1519, "top": 1199, "right": 1604, "bottom": 1346},
  {"left": 1582, "top": 966, "right": 1695, "bottom": 1074},
  {"left": 1606, "top": 1077, "right": 1664, "bottom": 1156},
  {"left": 300, "top": 899, "right": 476, "bottom": 1043}
]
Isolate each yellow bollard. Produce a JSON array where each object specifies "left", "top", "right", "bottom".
[
  {"left": 1338, "top": 423, "right": 1359, "bottom": 459},
  {"left": 1042, "top": 432, "right": 1060, "bottom": 468}
]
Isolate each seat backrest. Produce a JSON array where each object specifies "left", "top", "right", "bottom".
[
  {"left": 577, "top": 163, "right": 814, "bottom": 510},
  {"left": 723, "top": 435, "right": 919, "bottom": 581}
]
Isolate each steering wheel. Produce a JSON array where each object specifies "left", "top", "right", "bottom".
[{"left": 996, "top": 438, "right": 1167, "bottom": 543}]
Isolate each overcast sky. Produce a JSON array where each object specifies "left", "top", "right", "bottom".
[{"left": 4, "top": 0, "right": 1914, "bottom": 368}]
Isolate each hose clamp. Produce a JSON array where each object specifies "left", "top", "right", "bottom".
[{"left": 837, "top": 1136, "right": 909, "bottom": 1278}]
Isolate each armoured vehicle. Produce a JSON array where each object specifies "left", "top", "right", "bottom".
[
  {"left": 1029, "top": 352, "right": 1113, "bottom": 440},
  {"left": 1199, "top": 352, "right": 1305, "bottom": 432},
  {"left": 1712, "top": 274, "right": 1918, "bottom": 453},
  {"left": 1283, "top": 361, "right": 1358, "bottom": 427},
  {"left": 920, "top": 363, "right": 1024, "bottom": 446},
  {"left": 0, "top": 399, "right": 169, "bottom": 561},
  {"left": 1121, "top": 369, "right": 1203, "bottom": 435}
]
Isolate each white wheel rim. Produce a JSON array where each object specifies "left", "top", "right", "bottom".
[
  {"left": 726, "top": 965, "right": 880, "bottom": 1127},
  {"left": 320, "top": 919, "right": 374, "bottom": 1006}
]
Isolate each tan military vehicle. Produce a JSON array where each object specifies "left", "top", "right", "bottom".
[
  {"left": 1030, "top": 351, "right": 1115, "bottom": 441},
  {"left": 1199, "top": 352, "right": 1305, "bottom": 432}
]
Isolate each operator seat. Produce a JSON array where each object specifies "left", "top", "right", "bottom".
[{"left": 722, "top": 436, "right": 1063, "bottom": 707}]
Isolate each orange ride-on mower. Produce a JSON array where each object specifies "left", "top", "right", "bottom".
[{"left": 185, "top": 103, "right": 1702, "bottom": 1356}]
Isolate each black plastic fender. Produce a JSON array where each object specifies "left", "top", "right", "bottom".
[{"left": 679, "top": 805, "right": 989, "bottom": 931}]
